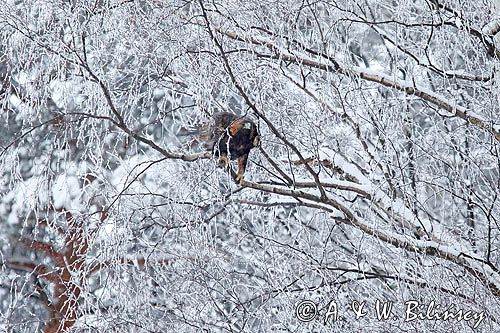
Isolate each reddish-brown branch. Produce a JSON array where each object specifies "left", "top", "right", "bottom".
[
  {"left": 13, "top": 208, "right": 92, "bottom": 333},
  {"left": 19, "top": 239, "right": 65, "bottom": 266},
  {"left": 4, "top": 260, "right": 60, "bottom": 283}
]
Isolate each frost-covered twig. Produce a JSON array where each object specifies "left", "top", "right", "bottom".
[{"left": 212, "top": 27, "right": 500, "bottom": 142}]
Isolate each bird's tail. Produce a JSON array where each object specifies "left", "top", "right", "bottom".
[
  {"left": 177, "top": 127, "right": 200, "bottom": 136},
  {"left": 177, "top": 123, "right": 214, "bottom": 151}
]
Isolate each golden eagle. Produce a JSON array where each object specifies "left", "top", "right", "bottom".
[{"left": 201, "top": 112, "right": 260, "bottom": 184}]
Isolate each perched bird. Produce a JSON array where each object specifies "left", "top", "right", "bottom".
[{"left": 200, "top": 112, "right": 260, "bottom": 184}]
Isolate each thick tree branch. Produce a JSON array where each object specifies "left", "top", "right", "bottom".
[
  {"left": 239, "top": 178, "right": 500, "bottom": 297},
  {"left": 198, "top": 1, "right": 330, "bottom": 200},
  {"left": 211, "top": 27, "right": 500, "bottom": 142}
]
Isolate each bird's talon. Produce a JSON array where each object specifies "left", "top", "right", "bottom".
[{"left": 235, "top": 174, "right": 245, "bottom": 185}]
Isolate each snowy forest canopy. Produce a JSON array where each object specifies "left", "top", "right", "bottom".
[{"left": 0, "top": 0, "right": 499, "bottom": 332}]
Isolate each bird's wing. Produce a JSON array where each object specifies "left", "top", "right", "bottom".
[{"left": 228, "top": 118, "right": 245, "bottom": 136}]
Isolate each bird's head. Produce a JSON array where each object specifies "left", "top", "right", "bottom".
[{"left": 242, "top": 121, "right": 260, "bottom": 147}]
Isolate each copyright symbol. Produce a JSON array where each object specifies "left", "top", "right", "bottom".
[{"left": 295, "top": 300, "right": 317, "bottom": 322}]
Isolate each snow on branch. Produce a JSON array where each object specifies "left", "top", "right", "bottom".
[{"left": 213, "top": 27, "right": 500, "bottom": 142}]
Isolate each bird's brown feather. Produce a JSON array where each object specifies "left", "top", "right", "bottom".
[{"left": 201, "top": 112, "right": 259, "bottom": 184}]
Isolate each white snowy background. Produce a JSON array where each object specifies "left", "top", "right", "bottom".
[{"left": 0, "top": 0, "right": 499, "bottom": 332}]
